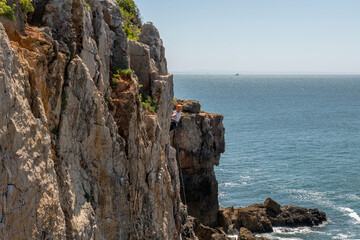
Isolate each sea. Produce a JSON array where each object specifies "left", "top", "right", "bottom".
[{"left": 173, "top": 74, "right": 360, "bottom": 240}]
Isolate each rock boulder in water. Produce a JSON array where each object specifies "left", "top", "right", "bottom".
[
  {"left": 264, "top": 197, "right": 281, "bottom": 216},
  {"left": 238, "top": 227, "right": 269, "bottom": 240},
  {"left": 218, "top": 199, "right": 326, "bottom": 234}
]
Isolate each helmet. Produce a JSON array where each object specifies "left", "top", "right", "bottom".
[{"left": 176, "top": 105, "right": 182, "bottom": 110}]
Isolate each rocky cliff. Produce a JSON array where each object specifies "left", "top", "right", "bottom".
[
  {"left": 173, "top": 103, "right": 326, "bottom": 240},
  {"left": 0, "top": 1, "right": 327, "bottom": 240},
  {"left": 0, "top": 1, "right": 183, "bottom": 239},
  {"left": 171, "top": 99, "right": 225, "bottom": 227}
]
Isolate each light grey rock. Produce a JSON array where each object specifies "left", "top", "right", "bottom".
[
  {"left": 128, "top": 39, "right": 151, "bottom": 92},
  {"left": 0, "top": 1, "right": 197, "bottom": 238},
  {"left": 0, "top": 22, "right": 66, "bottom": 240},
  {"left": 139, "top": 22, "right": 168, "bottom": 75},
  {"left": 101, "top": 0, "right": 129, "bottom": 70},
  {"left": 176, "top": 99, "right": 201, "bottom": 113}
]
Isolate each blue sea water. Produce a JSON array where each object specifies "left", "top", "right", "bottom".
[{"left": 174, "top": 74, "right": 360, "bottom": 240}]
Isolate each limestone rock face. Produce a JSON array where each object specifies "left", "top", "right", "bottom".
[
  {"left": 139, "top": 22, "right": 168, "bottom": 75},
  {"left": 171, "top": 107, "right": 225, "bottom": 226},
  {"left": 100, "top": 0, "right": 130, "bottom": 70},
  {"left": 175, "top": 99, "right": 202, "bottom": 113},
  {"left": 0, "top": 1, "right": 185, "bottom": 239},
  {"left": 0, "top": 22, "right": 66, "bottom": 240},
  {"left": 128, "top": 40, "right": 151, "bottom": 92}
]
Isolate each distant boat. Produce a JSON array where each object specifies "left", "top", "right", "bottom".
[{"left": 235, "top": 73, "right": 240, "bottom": 76}]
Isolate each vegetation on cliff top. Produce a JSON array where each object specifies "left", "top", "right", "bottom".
[
  {"left": 0, "top": 0, "right": 34, "bottom": 20},
  {"left": 117, "top": 0, "right": 142, "bottom": 41},
  {"left": 82, "top": 0, "right": 90, "bottom": 11},
  {"left": 0, "top": 0, "right": 16, "bottom": 20},
  {"left": 20, "top": 0, "right": 34, "bottom": 14}
]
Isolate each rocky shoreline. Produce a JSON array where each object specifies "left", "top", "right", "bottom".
[
  {"left": 0, "top": 0, "right": 326, "bottom": 239},
  {"left": 174, "top": 100, "right": 327, "bottom": 239}
]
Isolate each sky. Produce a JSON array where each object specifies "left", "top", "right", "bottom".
[{"left": 136, "top": 0, "right": 360, "bottom": 74}]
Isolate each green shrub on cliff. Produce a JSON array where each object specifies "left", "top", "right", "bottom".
[
  {"left": 82, "top": 0, "right": 90, "bottom": 11},
  {"left": 20, "top": 0, "right": 34, "bottom": 14},
  {"left": 111, "top": 68, "right": 134, "bottom": 88},
  {"left": 117, "top": 0, "right": 142, "bottom": 41},
  {"left": 0, "top": 0, "right": 16, "bottom": 20},
  {"left": 140, "top": 93, "right": 158, "bottom": 114},
  {"left": 119, "top": 68, "right": 134, "bottom": 78}
]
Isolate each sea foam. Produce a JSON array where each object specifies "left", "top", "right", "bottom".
[{"left": 339, "top": 207, "right": 360, "bottom": 224}]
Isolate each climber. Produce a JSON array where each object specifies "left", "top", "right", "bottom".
[{"left": 170, "top": 105, "right": 182, "bottom": 131}]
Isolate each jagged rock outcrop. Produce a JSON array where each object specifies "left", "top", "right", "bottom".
[
  {"left": 171, "top": 100, "right": 225, "bottom": 227},
  {"left": 139, "top": 22, "right": 168, "bottom": 75},
  {"left": 128, "top": 40, "right": 151, "bottom": 91},
  {"left": 0, "top": 23, "right": 66, "bottom": 240},
  {"left": 218, "top": 198, "right": 326, "bottom": 234},
  {"left": 0, "top": 1, "right": 185, "bottom": 239},
  {"left": 238, "top": 228, "right": 268, "bottom": 240}
]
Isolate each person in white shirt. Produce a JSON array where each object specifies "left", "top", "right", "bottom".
[{"left": 170, "top": 105, "right": 182, "bottom": 131}]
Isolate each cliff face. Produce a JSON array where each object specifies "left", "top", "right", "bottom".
[
  {"left": 0, "top": 1, "right": 182, "bottom": 239},
  {"left": 171, "top": 100, "right": 225, "bottom": 227}
]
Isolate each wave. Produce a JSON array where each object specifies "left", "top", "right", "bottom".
[
  {"left": 283, "top": 189, "right": 336, "bottom": 208},
  {"left": 331, "top": 233, "right": 357, "bottom": 239},
  {"left": 346, "top": 194, "right": 360, "bottom": 201},
  {"left": 256, "top": 222, "right": 330, "bottom": 239},
  {"left": 256, "top": 233, "right": 303, "bottom": 240},
  {"left": 227, "top": 234, "right": 238, "bottom": 240},
  {"left": 255, "top": 226, "right": 312, "bottom": 240},
  {"left": 273, "top": 226, "right": 314, "bottom": 234},
  {"left": 338, "top": 207, "right": 360, "bottom": 224},
  {"left": 220, "top": 182, "right": 241, "bottom": 187}
]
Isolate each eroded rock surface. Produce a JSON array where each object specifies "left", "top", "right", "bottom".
[
  {"left": 139, "top": 22, "right": 168, "bottom": 75},
  {"left": 218, "top": 198, "right": 326, "bottom": 234},
  {"left": 238, "top": 228, "right": 268, "bottom": 240},
  {"left": 0, "top": 1, "right": 184, "bottom": 239},
  {"left": 171, "top": 103, "right": 225, "bottom": 226}
]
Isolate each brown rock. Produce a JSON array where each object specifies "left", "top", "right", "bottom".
[
  {"left": 174, "top": 98, "right": 202, "bottom": 113},
  {"left": 238, "top": 227, "right": 269, "bottom": 240},
  {"left": 264, "top": 198, "right": 281, "bottom": 216},
  {"left": 270, "top": 205, "right": 327, "bottom": 227},
  {"left": 218, "top": 206, "right": 272, "bottom": 233},
  {"left": 193, "top": 218, "right": 229, "bottom": 240},
  {"left": 218, "top": 200, "right": 326, "bottom": 238},
  {"left": 171, "top": 108, "right": 225, "bottom": 226}
]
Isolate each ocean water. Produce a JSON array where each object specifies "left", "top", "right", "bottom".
[{"left": 173, "top": 74, "right": 360, "bottom": 240}]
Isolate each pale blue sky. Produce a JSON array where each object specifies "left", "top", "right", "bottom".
[{"left": 136, "top": 0, "right": 360, "bottom": 74}]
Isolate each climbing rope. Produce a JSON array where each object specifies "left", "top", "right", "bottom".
[
  {"left": 174, "top": 128, "right": 187, "bottom": 206},
  {"left": 174, "top": 128, "right": 195, "bottom": 238}
]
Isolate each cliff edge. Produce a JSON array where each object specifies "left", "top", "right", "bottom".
[{"left": 0, "top": 1, "right": 183, "bottom": 239}]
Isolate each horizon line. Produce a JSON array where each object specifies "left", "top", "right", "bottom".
[{"left": 170, "top": 70, "right": 360, "bottom": 75}]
